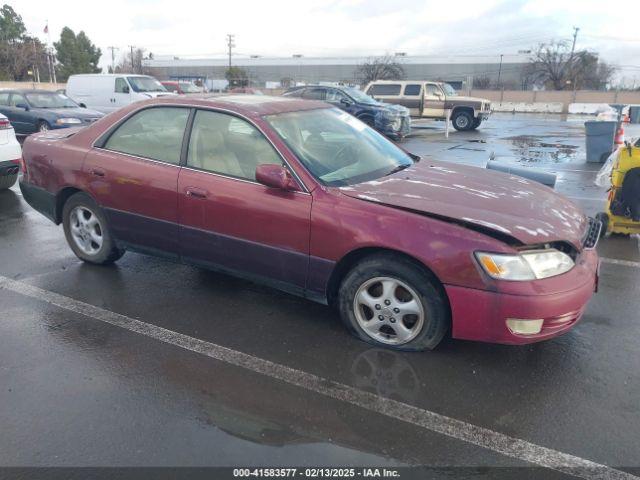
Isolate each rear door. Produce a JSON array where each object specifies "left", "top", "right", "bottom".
[
  {"left": 84, "top": 106, "right": 191, "bottom": 257},
  {"left": 178, "top": 109, "right": 312, "bottom": 292},
  {"left": 422, "top": 83, "right": 445, "bottom": 118}
]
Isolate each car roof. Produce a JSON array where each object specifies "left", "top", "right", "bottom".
[
  {"left": 0, "top": 89, "right": 60, "bottom": 94},
  {"left": 143, "top": 94, "right": 330, "bottom": 117}
]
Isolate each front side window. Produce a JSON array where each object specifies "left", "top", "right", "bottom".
[
  {"left": 425, "top": 84, "right": 441, "bottom": 97},
  {"left": 302, "top": 88, "right": 326, "bottom": 100},
  {"left": 0, "top": 93, "right": 9, "bottom": 105},
  {"left": 265, "top": 108, "right": 413, "bottom": 187},
  {"left": 187, "top": 110, "right": 282, "bottom": 181},
  {"left": 163, "top": 83, "right": 178, "bottom": 92},
  {"left": 105, "top": 107, "right": 190, "bottom": 164},
  {"left": 326, "top": 89, "right": 348, "bottom": 103},
  {"left": 10, "top": 94, "right": 27, "bottom": 107},
  {"left": 115, "top": 78, "right": 129, "bottom": 93}
]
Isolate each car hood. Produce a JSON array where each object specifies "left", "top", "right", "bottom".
[
  {"left": 339, "top": 160, "right": 587, "bottom": 249},
  {"left": 39, "top": 107, "right": 104, "bottom": 118}
]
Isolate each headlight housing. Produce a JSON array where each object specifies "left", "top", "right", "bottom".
[
  {"left": 56, "top": 118, "right": 82, "bottom": 125},
  {"left": 475, "top": 249, "right": 574, "bottom": 281}
]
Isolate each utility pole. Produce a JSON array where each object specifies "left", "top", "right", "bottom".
[
  {"left": 569, "top": 26, "right": 580, "bottom": 59},
  {"left": 497, "top": 54, "right": 504, "bottom": 89},
  {"left": 226, "top": 34, "right": 235, "bottom": 69},
  {"left": 108, "top": 46, "right": 119, "bottom": 73},
  {"left": 129, "top": 45, "right": 136, "bottom": 73},
  {"left": 31, "top": 38, "right": 40, "bottom": 83}
]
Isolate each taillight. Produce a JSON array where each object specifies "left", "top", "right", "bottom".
[{"left": 0, "top": 118, "right": 11, "bottom": 129}]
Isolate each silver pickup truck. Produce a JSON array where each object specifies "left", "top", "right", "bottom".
[{"left": 365, "top": 80, "right": 492, "bottom": 131}]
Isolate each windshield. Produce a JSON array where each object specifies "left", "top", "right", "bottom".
[
  {"left": 441, "top": 83, "right": 457, "bottom": 96},
  {"left": 265, "top": 108, "right": 414, "bottom": 187},
  {"left": 179, "top": 82, "right": 201, "bottom": 93},
  {"left": 25, "top": 92, "right": 78, "bottom": 108},
  {"left": 127, "top": 76, "right": 167, "bottom": 93},
  {"left": 343, "top": 87, "right": 377, "bottom": 105}
]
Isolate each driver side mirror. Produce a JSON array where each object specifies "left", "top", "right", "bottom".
[
  {"left": 340, "top": 98, "right": 353, "bottom": 107},
  {"left": 256, "top": 164, "right": 299, "bottom": 192},
  {"left": 15, "top": 103, "right": 29, "bottom": 110}
]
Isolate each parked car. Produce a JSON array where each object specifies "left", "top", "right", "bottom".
[
  {"left": 284, "top": 85, "right": 410, "bottom": 139},
  {"left": 0, "top": 113, "right": 22, "bottom": 191},
  {"left": 365, "top": 81, "right": 492, "bottom": 131},
  {"left": 0, "top": 90, "right": 104, "bottom": 134},
  {"left": 66, "top": 74, "right": 175, "bottom": 113},
  {"left": 20, "top": 95, "right": 599, "bottom": 351},
  {"left": 161, "top": 81, "right": 203, "bottom": 94},
  {"left": 229, "top": 87, "right": 264, "bottom": 95}
]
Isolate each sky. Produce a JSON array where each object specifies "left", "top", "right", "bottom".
[{"left": 15, "top": 0, "right": 640, "bottom": 86}]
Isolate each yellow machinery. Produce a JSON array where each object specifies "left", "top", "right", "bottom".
[{"left": 596, "top": 142, "right": 640, "bottom": 236}]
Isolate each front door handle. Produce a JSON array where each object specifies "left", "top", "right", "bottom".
[
  {"left": 91, "top": 168, "right": 105, "bottom": 177},
  {"left": 185, "top": 187, "right": 207, "bottom": 199}
]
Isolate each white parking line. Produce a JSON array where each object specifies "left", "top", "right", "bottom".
[
  {"left": 0, "top": 275, "right": 636, "bottom": 480},
  {"left": 601, "top": 257, "right": 640, "bottom": 269}
]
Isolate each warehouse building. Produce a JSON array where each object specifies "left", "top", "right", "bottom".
[{"left": 142, "top": 53, "right": 531, "bottom": 90}]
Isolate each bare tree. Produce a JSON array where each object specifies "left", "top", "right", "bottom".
[
  {"left": 526, "top": 41, "right": 615, "bottom": 90},
  {"left": 472, "top": 75, "right": 492, "bottom": 89},
  {"left": 357, "top": 55, "right": 405, "bottom": 85},
  {"left": 112, "top": 47, "right": 147, "bottom": 74}
]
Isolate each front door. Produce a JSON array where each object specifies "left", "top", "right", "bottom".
[
  {"left": 111, "top": 77, "right": 132, "bottom": 111},
  {"left": 178, "top": 109, "right": 312, "bottom": 293},
  {"left": 422, "top": 83, "right": 445, "bottom": 118},
  {"left": 84, "top": 106, "right": 191, "bottom": 257}
]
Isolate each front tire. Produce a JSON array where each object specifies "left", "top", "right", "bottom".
[
  {"left": 452, "top": 110, "right": 474, "bottom": 131},
  {"left": 62, "top": 192, "right": 124, "bottom": 264},
  {"left": 38, "top": 121, "right": 50, "bottom": 132},
  {"left": 338, "top": 253, "right": 449, "bottom": 351},
  {"left": 0, "top": 174, "right": 17, "bottom": 191},
  {"left": 471, "top": 117, "right": 482, "bottom": 130}
]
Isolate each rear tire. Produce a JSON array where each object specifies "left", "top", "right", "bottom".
[
  {"left": 338, "top": 253, "right": 449, "bottom": 351},
  {"left": 0, "top": 174, "right": 17, "bottom": 191},
  {"left": 452, "top": 110, "right": 474, "bottom": 131},
  {"left": 62, "top": 192, "right": 124, "bottom": 265}
]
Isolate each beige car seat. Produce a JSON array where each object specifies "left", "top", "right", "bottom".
[{"left": 190, "top": 128, "right": 245, "bottom": 178}]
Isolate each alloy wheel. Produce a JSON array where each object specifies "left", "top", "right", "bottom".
[
  {"left": 353, "top": 276, "right": 425, "bottom": 345},
  {"left": 69, "top": 206, "right": 103, "bottom": 255}
]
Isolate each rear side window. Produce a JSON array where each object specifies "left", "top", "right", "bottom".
[
  {"left": 163, "top": 83, "right": 178, "bottom": 92},
  {"left": 105, "top": 107, "right": 190, "bottom": 164},
  {"left": 404, "top": 84, "right": 421, "bottom": 96},
  {"left": 368, "top": 84, "right": 401, "bottom": 96}
]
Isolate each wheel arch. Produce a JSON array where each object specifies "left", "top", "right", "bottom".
[
  {"left": 451, "top": 105, "right": 475, "bottom": 118},
  {"left": 325, "top": 246, "right": 450, "bottom": 312},
  {"left": 54, "top": 186, "right": 85, "bottom": 224}
]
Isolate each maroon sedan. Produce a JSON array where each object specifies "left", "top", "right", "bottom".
[{"left": 19, "top": 95, "right": 600, "bottom": 350}]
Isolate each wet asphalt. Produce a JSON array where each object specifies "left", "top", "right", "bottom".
[{"left": 1, "top": 114, "right": 640, "bottom": 477}]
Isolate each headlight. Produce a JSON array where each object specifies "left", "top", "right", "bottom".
[
  {"left": 56, "top": 118, "right": 82, "bottom": 125},
  {"left": 475, "top": 249, "right": 574, "bottom": 281}
]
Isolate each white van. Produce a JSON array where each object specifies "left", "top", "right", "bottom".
[{"left": 66, "top": 74, "right": 176, "bottom": 113}]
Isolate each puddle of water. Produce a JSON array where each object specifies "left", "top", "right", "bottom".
[{"left": 502, "top": 135, "right": 581, "bottom": 165}]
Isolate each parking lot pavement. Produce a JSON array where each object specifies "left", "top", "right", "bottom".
[{"left": 1, "top": 114, "right": 640, "bottom": 478}]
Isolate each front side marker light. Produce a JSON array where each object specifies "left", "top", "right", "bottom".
[{"left": 506, "top": 318, "right": 544, "bottom": 335}]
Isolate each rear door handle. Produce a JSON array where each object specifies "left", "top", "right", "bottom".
[
  {"left": 91, "top": 168, "right": 105, "bottom": 177},
  {"left": 185, "top": 187, "right": 207, "bottom": 199}
]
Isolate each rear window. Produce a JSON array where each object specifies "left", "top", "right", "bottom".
[
  {"left": 368, "top": 84, "right": 401, "bottom": 96},
  {"left": 403, "top": 84, "right": 421, "bottom": 96}
]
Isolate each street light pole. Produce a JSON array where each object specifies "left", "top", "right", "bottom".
[{"left": 497, "top": 54, "right": 503, "bottom": 88}]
